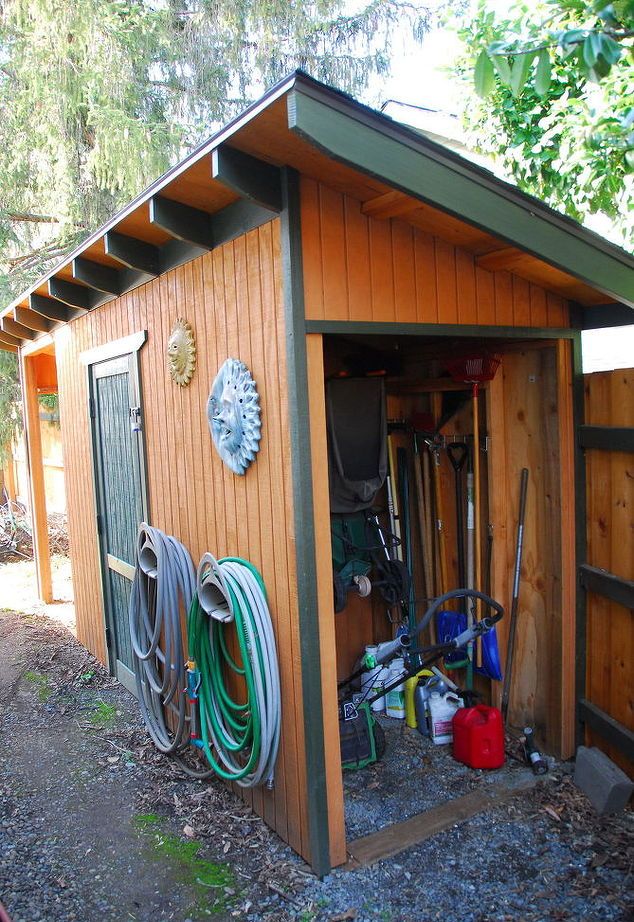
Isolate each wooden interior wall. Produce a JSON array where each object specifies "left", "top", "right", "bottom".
[
  {"left": 584, "top": 369, "right": 633, "bottom": 774},
  {"left": 488, "top": 345, "right": 567, "bottom": 754},
  {"left": 300, "top": 178, "right": 569, "bottom": 328},
  {"left": 55, "top": 219, "right": 313, "bottom": 864}
]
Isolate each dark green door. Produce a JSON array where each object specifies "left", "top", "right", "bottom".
[{"left": 90, "top": 353, "right": 147, "bottom": 694}]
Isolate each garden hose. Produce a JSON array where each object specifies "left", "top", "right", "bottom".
[
  {"left": 188, "top": 553, "right": 281, "bottom": 788},
  {"left": 128, "top": 523, "right": 195, "bottom": 754}
]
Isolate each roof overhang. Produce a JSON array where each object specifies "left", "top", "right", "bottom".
[{"left": 2, "top": 71, "right": 632, "bottom": 353}]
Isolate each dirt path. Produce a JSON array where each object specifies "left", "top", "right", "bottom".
[{"left": 0, "top": 609, "right": 305, "bottom": 922}]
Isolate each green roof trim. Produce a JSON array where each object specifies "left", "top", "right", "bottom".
[{"left": 287, "top": 86, "right": 634, "bottom": 310}]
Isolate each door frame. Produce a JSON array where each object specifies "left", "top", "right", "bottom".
[{"left": 81, "top": 331, "right": 149, "bottom": 687}]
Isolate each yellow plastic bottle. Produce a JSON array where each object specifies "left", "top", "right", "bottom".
[{"left": 405, "top": 669, "right": 434, "bottom": 729}]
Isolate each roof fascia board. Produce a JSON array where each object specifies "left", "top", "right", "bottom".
[
  {"left": 287, "top": 86, "right": 634, "bottom": 309},
  {"left": 290, "top": 73, "right": 633, "bottom": 270},
  {"left": 0, "top": 72, "right": 300, "bottom": 321}
]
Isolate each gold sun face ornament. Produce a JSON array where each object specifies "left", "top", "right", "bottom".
[
  {"left": 167, "top": 318, "right": 196, "bottom": 386},
  {"left": 207, "top": 358, "right": 261, "bottom": 475}
]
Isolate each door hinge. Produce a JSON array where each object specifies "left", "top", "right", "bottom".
[
  {"left": 96, "top": 513, "right": 104, "bottom": 536},
  {"left": 129, "top": 406, "right": 142, "bottom": 432},
  {"left": 89, "top": 397, "right": 96, "bottom": 420}
]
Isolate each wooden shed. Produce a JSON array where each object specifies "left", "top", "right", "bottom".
[{"left": 1, "top": 72, "right": 632, "bottom": 875}]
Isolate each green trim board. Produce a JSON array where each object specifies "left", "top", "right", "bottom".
[
  {"left": 212, "top": 145, "right": 282, "bottom": 212},
  {"left": 579, "top": 426, "right": 634, "bottom": 453},
  {"left": 287, "top": 88, "right": 634, "bottom": 309},
  {"left": 305, "top": 320, "right": 575, "bottom": 339},
  {"left": 579, "top": 564, "right": 634, "bottom": 610},
  {"left": 578, "top": 698, "right": 634, "bottom": 762},
  {"left": 280, "top": 166, "right": 331, "bottom": 878},
  {"left": 571, "top": 302, "right": 634, "bottom": 330}
]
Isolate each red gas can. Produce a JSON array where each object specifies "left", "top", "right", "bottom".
[{"left": 452, "top": 705, "right": 505, "bottom": 769}]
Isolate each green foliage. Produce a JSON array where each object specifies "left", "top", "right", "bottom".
[
  {"left": 454, "top": 1, "right": 633, "bottom": 249},
  {"left": 0, "top": 352, "right": 21, "bottom": 467},
  {"left": 0, "top": 0, "right": 437, "bottom": 302}
]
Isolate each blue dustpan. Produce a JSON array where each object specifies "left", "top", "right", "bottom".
[
  {"left": 435, "top": 610, "right": 469, "bottom": 668},
  {"left": 435, "top": 608, "right": 503, "bottom": 680},
  {"left": 478, "top": 624, "right": 503, "bottom": 681}
]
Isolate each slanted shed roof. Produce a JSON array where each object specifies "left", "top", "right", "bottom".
[{"left": 1, "top": 70, "right": 633, "bottom": 353}]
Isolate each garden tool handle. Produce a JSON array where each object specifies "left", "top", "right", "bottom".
[{"left": 446, "top": 441, "right": 469, "bottom": 472}]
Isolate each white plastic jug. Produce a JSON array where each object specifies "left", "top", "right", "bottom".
[
  {"left": 385, "top": 657, "right": 407, "bottom": 719},
  {"left": 428, "top": 691, "right": 463, "bottom": 744}
]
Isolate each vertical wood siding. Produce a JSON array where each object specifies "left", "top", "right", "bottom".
[
  {"left": 487, "top": 347, "right": 567, "bottom": 755},
  {"left": 300, "top": 178, "right": 569, "bottom": 328},
  {"left": 54, "top": 219, "right": 311, "bottom": 862},
  {"left": 584, "top": 369, "right": 633, "bottom": 774}
]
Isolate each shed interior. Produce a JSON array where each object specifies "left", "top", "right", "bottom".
[{"left": 318, "top": 331, "right": 573, "bottom": 845}]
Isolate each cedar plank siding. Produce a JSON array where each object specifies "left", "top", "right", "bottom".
[
  {"left": 300, "top": 179, "right": 569, "bottom": 328},
  {"left": 55, "top": 219, "right": 312, "bottom": 863}
]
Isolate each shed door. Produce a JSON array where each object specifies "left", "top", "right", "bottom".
[
  {"left": 577, "top": 368, "right": 633, "bottom": 773},
  {"left": 90, "top": 353, "right": 148, "bottom": 694}
]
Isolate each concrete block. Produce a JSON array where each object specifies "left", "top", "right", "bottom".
[{"left": 574, "top": 745, "right": 634, "bottom": 814}]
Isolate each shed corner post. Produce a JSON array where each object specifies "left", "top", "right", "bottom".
[
  {"left": 19, "top": 349, "right": 53, "bottom": 603},
  {"left": 570, "top": 327, "right": 587, "bottom": 753},
  {"left": 279, "top": 165, "right": 332, "bottom": 878}
]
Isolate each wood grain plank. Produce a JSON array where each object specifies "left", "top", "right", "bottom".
[
  {"left": 306, "top": 332, "right": 347, "bottom": 867},
  {"left": 476, "top": 268, "right": 495, "bottom": 325},
  {"left": 369, "top": 217, "right": 395, "bottom": 321},
  {"left": 344, "top": 195, "right": 372, "bottom": 322},
  {"left": 512, "top": 275, "right": 531, "bottom": 327},
  {"left": 259, "top": 220, "right": 300, "bottom": 852},
  {"left": 414, "top": 230, "right": 438, "bottom": 322},
  {"left": 435, "top": 238, "right": 458, "bottom": 324},
  {"left": 391, "top": 221, "right": 417, "bottom": 323},
  {"left": 456, "top": 247, "right": 477, "bottom": 325},
  {"left": 319, "top": 185, "right": 349, "bottom": 321},
  {"left": 494, "top": 271, "right": 514, "bottom": 326},
  {"left": 529, "top": 284, "right": 548, "bottom": 327}
]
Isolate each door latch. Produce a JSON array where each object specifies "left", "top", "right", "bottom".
[{"left": 129, "top": 406, "right": 142, "bottom": 432}]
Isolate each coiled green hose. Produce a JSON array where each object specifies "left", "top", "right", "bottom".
[{"left": 189, "top": 554, "right": 281, "bottom": 788}]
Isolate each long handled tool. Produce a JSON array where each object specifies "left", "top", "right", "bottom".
[
  {"left": 413, "top": 431, "right": 434, "bottom": 605},
  {"left": 446, "top": 442, "right": 469, "bottom": 602},
  {"left": 501, "top": 467, "right": 529, "bottom": 723},
  {"left": 446, "top": 354, "right": 501, "bottom": 665}
]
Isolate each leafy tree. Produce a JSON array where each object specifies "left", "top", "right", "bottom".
[
  {"left": 0, "top": 0, "right": 438, "bottom": 299},
  {"left": 0, "top": 352, "right": 21, "bottom": 467},
  {"left": 454, "top": 1, "right": 633, "bottom": 249}
]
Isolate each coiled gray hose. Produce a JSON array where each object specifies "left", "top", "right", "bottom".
[{"left": 128, "top": 523, "right": 195, "bottom": 754}]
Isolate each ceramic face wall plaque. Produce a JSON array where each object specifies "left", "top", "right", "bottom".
[
  {"left": 207, "top": 358, "right": 261, "bottom": 475},
  {"left": 167, "top": 317, "right": 196, "bottom": 386}
]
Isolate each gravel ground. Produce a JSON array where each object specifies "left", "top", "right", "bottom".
[
  {"left": 343, "top": 716, "right": 536, "bottom": 840},
  {"left": 0, "top": 564, "right": 632, "bottom": 922}
]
